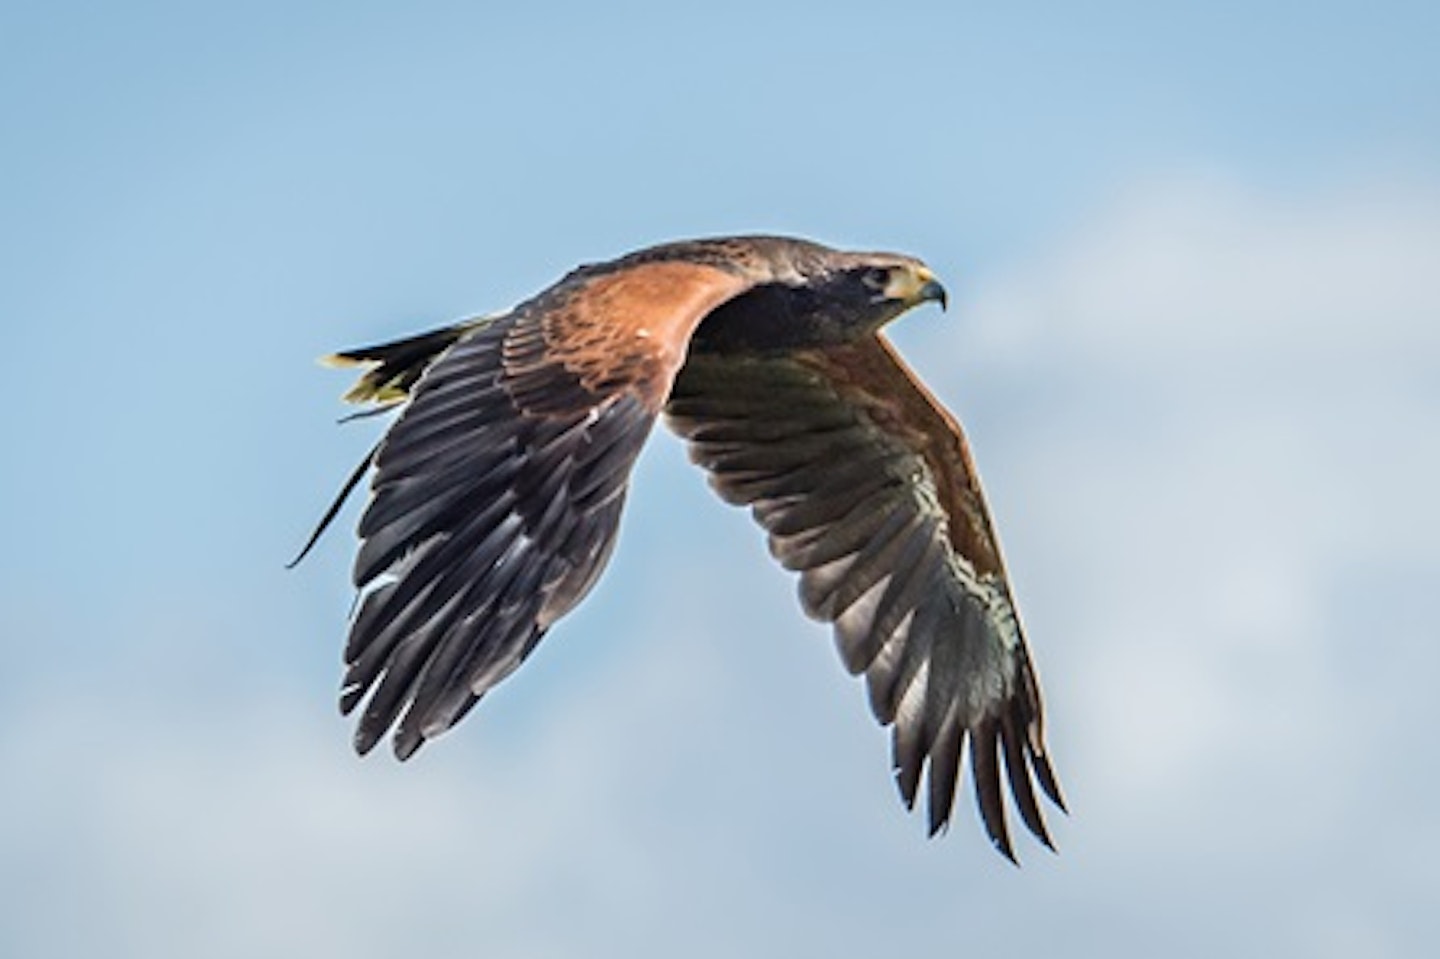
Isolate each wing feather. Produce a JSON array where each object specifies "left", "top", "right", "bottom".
[
  {"left": 337, "top": 260, "right": 756, "bottom": 758},
  {"left": 666, "top": 334, "right": 1063, "bottom": 854}
]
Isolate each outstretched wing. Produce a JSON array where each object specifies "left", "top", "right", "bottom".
[
  {"left": 665, "top": 334, "right": 1064, "bottom": 858},
  {"left": 343, "top": 260, "right": 752, "bottom": 759}
]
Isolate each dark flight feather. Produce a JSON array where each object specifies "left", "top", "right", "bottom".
[{"left": 666, "top": 335, "right": 1064, "bottom": 853}]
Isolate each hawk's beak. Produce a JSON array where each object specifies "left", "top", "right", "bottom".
[
  {"left": 918, "top": 278, "right": 948, "bottom": 311},
  {"left": 884, "top": 266, "right": 949, "bottom": 311}
]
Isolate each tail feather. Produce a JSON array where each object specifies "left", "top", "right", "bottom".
[
  {"left": 289, "top": 314, "right": 500, "bottom": 568},
  {"left": 325, "top": 315, "right": 500, "bottom": 404},
  {"left": 287, "top": 443, "right": 378, "bottom": 568}
]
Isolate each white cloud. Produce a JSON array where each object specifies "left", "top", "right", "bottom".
[
  {"left": 964, "top": 170, "right": 1440, "bottom": 367},
  {"left": 914, "top": 169, "right": 1440, "bottom": 943}
]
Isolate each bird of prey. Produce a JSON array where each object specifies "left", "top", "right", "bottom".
[{"left": 296, "top": 235, "right": 1064, "bottom": 859}]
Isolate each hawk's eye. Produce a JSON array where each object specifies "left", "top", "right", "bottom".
[{"left": 862, "top": 267, "right": 891, "bottom": 293}]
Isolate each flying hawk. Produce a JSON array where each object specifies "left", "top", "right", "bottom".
[{"left": 297, "top": 235, "right": 1064, "bottom": 859}]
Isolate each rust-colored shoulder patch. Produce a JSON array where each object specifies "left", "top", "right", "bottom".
[{"left": 522, "top": 261, "right": 753, "bottom": 412}]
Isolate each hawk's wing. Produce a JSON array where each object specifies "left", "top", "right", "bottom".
[
  {"left": 343, "top": 260, "right": 752, "bottom": 759},
  {"left": 665, "top": 334, "right": 1064, "bottom": 857}
]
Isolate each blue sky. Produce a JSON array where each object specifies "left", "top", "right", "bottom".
[{"left": 2, "top": 2, "right": 1437, "bottom": 956}]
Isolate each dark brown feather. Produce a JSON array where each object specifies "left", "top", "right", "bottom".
[
  {"left": 335, "top": 257, "right": 758, "bottom": 759},
  {"left": 666, "top": 333, "right": 1062, "bottom": 855}
]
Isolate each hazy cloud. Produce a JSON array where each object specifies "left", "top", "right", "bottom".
[{"left": 4, "top": 173, "right": 1437, "bottom": 958}]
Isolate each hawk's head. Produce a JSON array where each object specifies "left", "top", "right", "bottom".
[
  {"left": 828, "top": 254, "right": 949, "bottom": 327},
  {"left": 688, "top": 240, "right": 948, "bottom": 354}
]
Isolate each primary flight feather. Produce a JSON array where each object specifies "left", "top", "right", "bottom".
[{"left": 299, "top": 235, "right": 1064, "bottom": 860}]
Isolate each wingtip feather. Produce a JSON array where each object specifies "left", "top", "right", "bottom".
[
  {"left": 339, "top": 685, "right": 365, "bottom": 716},
  {"left": 393, "top": 729, "right": 425, "bottom": 761},
  {"left": 1033, "top": 752, "right": 1068, "bottom": 814},
  {"left": 352, "top": 725, "right": 381, "bottom": 756},
  {"left": 971, "top": 721, "right": 1016, "bottom": 863}
]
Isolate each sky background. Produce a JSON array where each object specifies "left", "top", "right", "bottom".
[{"left": 2, "top": 1, "right": 1437, "bottom": 956}]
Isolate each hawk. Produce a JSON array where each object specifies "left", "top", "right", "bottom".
[{"left": 297, "top": 235, "right": 1064, "bottom": 859}]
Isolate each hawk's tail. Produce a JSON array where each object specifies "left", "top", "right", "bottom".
[
  {"left": 324, "top": 314, "right": 499, "bottom": 405},
  {"left": 289, "top": 314, "right": 499, "bottom": 568}
]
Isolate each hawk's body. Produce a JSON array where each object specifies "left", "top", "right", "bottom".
[{"left": 303, "top": 235, "right": 1064, "bottom": 859}]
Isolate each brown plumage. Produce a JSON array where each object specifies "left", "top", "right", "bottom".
[{"left": 299, "top": 235, "right": 1064, "bottom": 860}]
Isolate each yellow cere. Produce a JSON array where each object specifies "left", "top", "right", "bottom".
[{"left": 883, "top": 264, "right": 937, "bottom": 303}]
